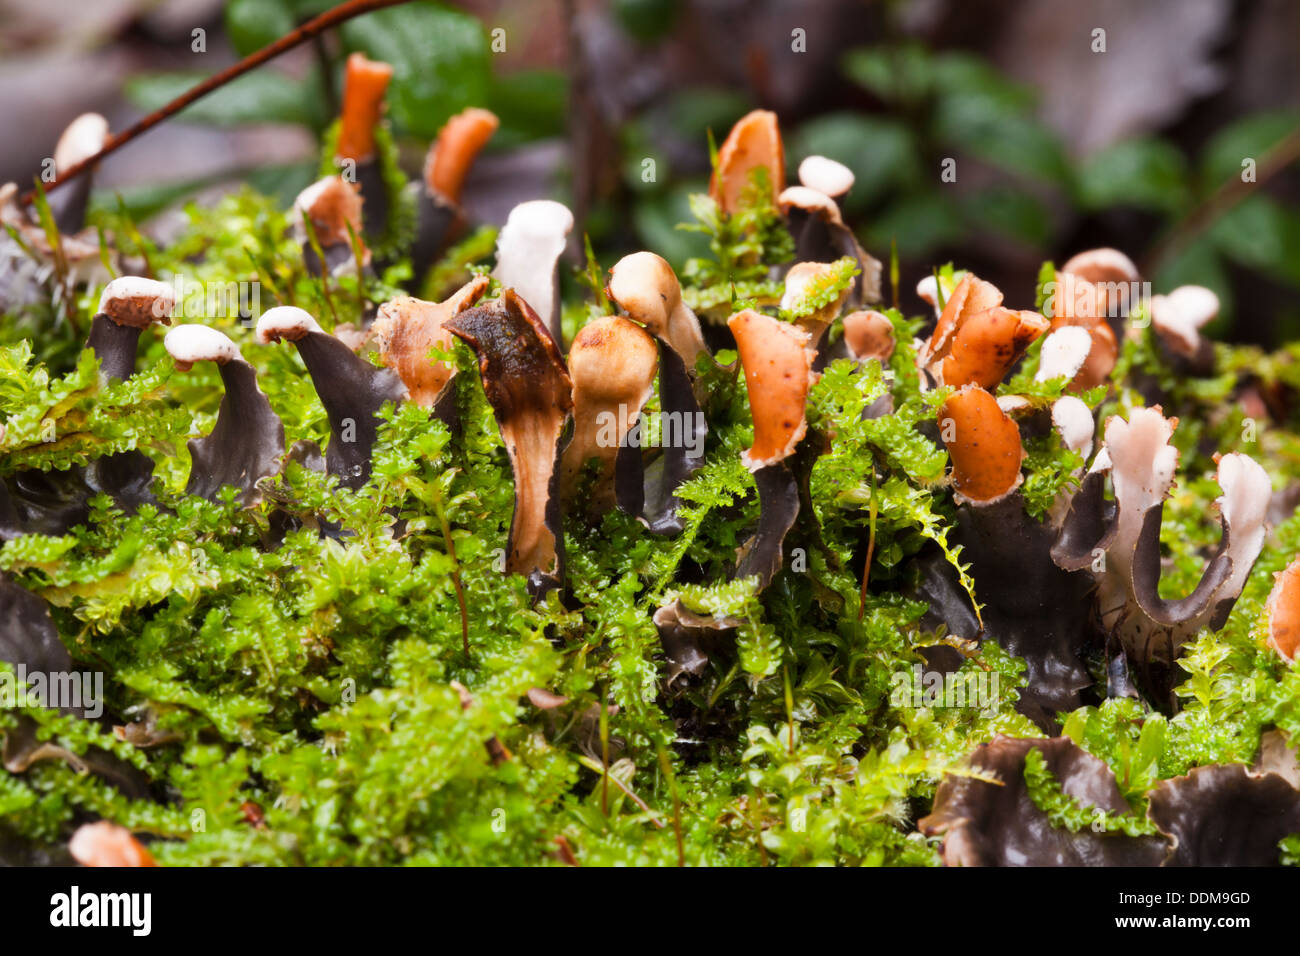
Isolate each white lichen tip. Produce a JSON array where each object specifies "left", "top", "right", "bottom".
[
  {"left": 1051, "top": 395, "right": 1095, "bottom": 458},
  {"left": 54, "top": 113, "right": 109, "bottom": 173},
  {"left": 493, "top": 200, "right": 574, "bottom": 333},
  {"left": 256, "top": 306, "right": 322, "bottom": 344},
  {"left": 497, "top": 199, "right": 574, "bottom": 242},
  {"left": 97, "top": 276, "right": 176, "bottom": 327},
  {"left": 996, "top": 395, "right": 1031, "bottom": 415},
  {"left": 165, "top": 325, "right": 242, "bottom": 370},
  {"left": 1061, "top": 247, "right": 1140, "bottom": 284},
  {"left": 797, "top": 155, "right": 854, "bottom": 198},
  {"left": 777, "top": 185, "right": 842, "bottom": 221},
  {"left": 1215, "top": 451, "right": 1271, "bottom": 594},
  {"left": 1105, "top": 407, "right": 1179, "bottom": 519},
  {"left": 1151, "top": 285, "right": 1219, "bottom": 357},
  {"left": 779, "top": 261, "right": 838, "bottom": 314},
  {"left": 1035, "top": 326, "right": 1093, "bottom": 382}
]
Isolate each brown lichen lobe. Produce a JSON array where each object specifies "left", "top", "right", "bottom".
[
  {"left": 939, "top": 385, "right": 1025, "bottom": 503},
  {"left": 372, "top": 275, "right": 489, "bottom": 406},
  {"left": 560, "top": 316, "right": 658, "bottom": 506},
  {"left": 336, "top": 52, "right": 393, "bottom": 162},
  {"left": 709, "top": 109, "right": 785, "bottom": 215},
  {"left": 445, "top": 290, "right": 574, "bottom": 584},
  {"left": 921, "top": 273, "right": 1047, "bottom": 389},
  {"left": 728, "top": 309, "right": 814, "bottom": 470},
  {"left": 425, "top": 107, "right": 499, "bottom": 203},
  {"left": 841, "top": 309, "right": 895, "bottom": 363},
  {"left": 606, "top": 251, "right": 708, "bottom": 373},
  {"left": 1267, "top": 556, "right": 1300, "bottom": 662}
]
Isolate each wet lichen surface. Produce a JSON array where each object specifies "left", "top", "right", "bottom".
[{"left": 4, "top": 107, "right": 1300, "bottom": 868}]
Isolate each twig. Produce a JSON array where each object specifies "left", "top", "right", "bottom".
[
  {"left": 1141, "top": 125, "right": 1300, "bottom": 276},
  {"left": 21, "top": 0, "right": 412, "bottom": 206}
]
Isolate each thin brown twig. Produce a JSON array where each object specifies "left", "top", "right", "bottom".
[{"left": 20, "top": 0, "right": 412, "bottom": 206}]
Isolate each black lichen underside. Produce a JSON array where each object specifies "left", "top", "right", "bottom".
[
  {"left": 289, "top": 330, "right": 406, "bottom": 490},
  {"left": 185, "top": 359, "right": 285, "bottom": 506}
]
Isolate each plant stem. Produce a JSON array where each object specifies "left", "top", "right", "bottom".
[
  {"left": 22, "top": 0, "right": 413, "bottom": 205},
  {"left": 858, "top": 456, "right": 878, "bottom": 621}
]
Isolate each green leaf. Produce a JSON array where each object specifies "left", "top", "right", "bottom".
[
  {"left": 486, "top": 69, "right": 568, "bottom": 148},
  {"left": 1076, "top": 137, "right": 1189, "bottom": 213},
  {"left": 125, "top": 70, "right": 324, "bottom": 128},
  {"left": 1199, "top": 110, "right": 1300, "bottom": 186},
  {"left": 1209, "top": 195, "right": 1300, "bottom": 286},
  {"left": 341, "top": 1, "right": 490, "bottom": 140},
  {"left": 959, "top": 186, "right": 1050, "bottom": 247},
  {"left": 224, "top": 0, "right": 297, "bottom": 57}
]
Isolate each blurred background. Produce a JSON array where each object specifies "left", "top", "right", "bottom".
[{"left": 1, "top": 0, "right": 1297, "bottom": 342}]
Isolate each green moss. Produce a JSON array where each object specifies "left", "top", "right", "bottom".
[{"left": 2, "top": 152, "right": 1299, "bottom": 867}]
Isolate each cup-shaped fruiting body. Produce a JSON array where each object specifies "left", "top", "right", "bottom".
[
  {"left": 491, "top": 200, "right": 574, "bottom": 348},
  {"left": 409, "top": 108, "right": 499, "bottom": 290},
  {"left": 444, "top": 290, "right": 575, "bottom": 595},
  {"left": 1267, "top": 556, "right": 1300, "bottom": 662},
  {"left": 729, "top": 308, "right": 817, "bottom": 591},
  {"left": 606, "top": 251, "right": 709, "bottom": 374},
  {"left": 165, "top": 325, "right": 285, "bottom": 507},
  {"left": 560, "top": 316, "right": 658, "bottom": 510},
  {"left": 49, "top": 112, "right": 109, "bottom": 234},
  {"left": 1040, "top": 249, "right": 1134, "bottom": 391},
  {"left": 292, "top": 176, "right": 369, "bottom": 274},
  {"left": 1051, "top": 407, "right": 1271, "bottom": 693},
  {"left": 1151, "top": 285, "right": 1218, "bottom": 363},
  {"left": 710, "top": 109, "right": 785, "bottom": 215},
  {"left": 257, "top": 306, "right": 405, "bottom": 490},
  {"left": 915, "top": 275, "right": 943, "bottom": 316},
  {"left": 336, "top": 52, "right": 393, "bottom": 163},
  {"left": 780, "top": 260, "right": 851, "bottom": 340},
  {"left": 921, "top": 273, "right": 1003, "bottom": 368},
  {"left": 841, "top": 309, "right": 895, "bottom": 364},
  {"left": 797, "top": 155, "right": 854, "bottom": 200},
  {"left": 86, "top": 276, "right": 176, "bottom": 382},
  {"left": 938, "top": 385, "right": 1025, "bottom": 503},
  {"left": 1048, "top": 248, "right": 1140, "bottom": 326},
  {"left": 941, "top": 307, "right": 1049, "bottom": 390},
  {"left": 372, "top": 275, "right": 489, "bottom": 407},
  {"left": 921, "top": 273, "right": 1048, "bottom": 389},
  {"left": 69, "top": 821, "right": 156, "bottom": 868},
  {"left": 728, "top": 309, "right": 815, "bottom": 471}
]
